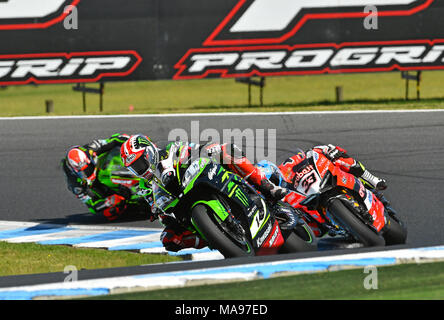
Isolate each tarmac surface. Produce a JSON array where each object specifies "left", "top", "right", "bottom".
[{"left": 0, "top": 110, "right": 443, "bottom": 287}]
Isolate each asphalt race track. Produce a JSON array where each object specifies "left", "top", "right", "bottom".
[{"left": 1, "top": 110, "right": 443, "bottom": 250}]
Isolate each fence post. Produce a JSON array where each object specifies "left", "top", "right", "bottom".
[
  {"left": 45, "top": 100, "right": 54, "bottom": 113},
  {"left": 335, "top": 86, "right": 343, "bottom": 103}
]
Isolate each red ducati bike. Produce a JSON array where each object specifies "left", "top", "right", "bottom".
[{"left": 273, "top": 149, "right": 407, "bottom": 247}]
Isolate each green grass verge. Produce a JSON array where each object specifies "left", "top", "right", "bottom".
[
  {"left": 0, "top": 241, "right": 181, "bottom": 276},
  {"left": 89, "top": 261, "right": 444, "bottom": 300},
  {"left": 1, "top": 72, "right": 444, "bottom": 117}
]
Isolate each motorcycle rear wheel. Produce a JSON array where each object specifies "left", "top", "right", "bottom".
[
  {"left": 328, "top": 199, "right": 385, "bottom": 247},
  {"left": 191, "top": 204, "right": 255, "bottom": 258}
]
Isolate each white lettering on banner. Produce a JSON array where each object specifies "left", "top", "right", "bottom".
[
  {"left": 285, "top": 49, "right": 334, "bottom": 68},
  {"left": 375, "top": 46, "right": 426, "bottom": 64},
  {"left": 230, "top": 0, "right": 418, "bottom": 32},
  {"left": 0, "top": 55, "right": 138, "bottom": 83},
  {"left": 235, "top": 51, "right": 286, "bottom": 70},
  {"left": 0, "top": 0, "right": 67, "bottom": 19},
  {"left": 0, "top": 62, "right": 14, "bottom": 78},
  {"left": 184, "top": 45, "right": 444, "bottom": 76},
  {"left": 188, "top": 53, "right": 239, "bottom": 73},
  {"left": 330, "top": 48, "right": 379, "bottom": 66},
  {"left": 12, "top": 59, "right": 64, "bottom": 78},
  {"left": 79, "top": 57, "right": 132, "bottom": 76}
]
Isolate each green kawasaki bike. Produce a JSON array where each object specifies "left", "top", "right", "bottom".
[{"left": 151, "top": 156, "right": 317, "bottom": 258}]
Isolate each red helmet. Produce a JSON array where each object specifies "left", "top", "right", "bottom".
[
  {"left": 120, "top": 134, "right": 159, "bottom": 180},
  {"left": 66, "top": 147, "right": 97, "bottom": 183}
]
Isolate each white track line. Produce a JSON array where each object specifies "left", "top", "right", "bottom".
[
  {"left": 73, "top": 233, "right": 160, "bottom": 249},
  {"left": 4, "top": 229, "right": 105, "bottom": 244},
  {"left": 0, "top": 109, "right": 443, "bottom": 121}
]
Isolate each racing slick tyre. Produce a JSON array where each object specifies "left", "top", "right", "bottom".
[
  {"left": 383, "top": 216, "right": 407, "bottom": 245},
  {"left": 191, "top": 204, "right": 255, "bottom": 258},
  {"left": 279, "top": 223, "right": 318, "bottom": 253},
  {"left": 328, "top": 199, "right": 385, "bottom": 247}
]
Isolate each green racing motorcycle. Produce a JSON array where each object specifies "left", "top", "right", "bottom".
[
  {"left": 150, "top": 156, "right": 317, "bottom": 258},
  {"left": 94, "top": 146, "right": 153, "bottom": 219}
]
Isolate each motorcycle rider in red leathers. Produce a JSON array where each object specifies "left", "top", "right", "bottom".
[
  {"left": 274, "top": 144, "right": 388, "bottom": 237},
  {"left": 120, "top": 135, "right": 290, "bottom": 252},
  {"left": 279, "top": 144, "right": 387, "bottom": 191}
]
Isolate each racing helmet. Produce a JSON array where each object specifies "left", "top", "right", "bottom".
[
  {"left": 66, "top": 147, "right": 97, "bottom": 184},
  {"left": 120, "top": 134, "right": 159, "bottom": 180},
  {"left": 256, "top": 160, "right": 286, "bottom": 186}
]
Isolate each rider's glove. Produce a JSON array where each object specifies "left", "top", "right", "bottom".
[
  {"left": 148, "top": 203, "right": 161, "bottom": 222},
  {"left": 87, "top": 139, "right": 106, "bottom": 152},
  {"left": 325, "top": 144, "right": 348, "bottom": 161},
  {"left": 205, "top": 144, "right": 222, "bottom": 157}
]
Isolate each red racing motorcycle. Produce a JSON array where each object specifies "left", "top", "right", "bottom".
[{"left": 258, "top": 150, "right": 407, "bottom": 247}]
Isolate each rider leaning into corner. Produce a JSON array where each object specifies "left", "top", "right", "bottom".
[
  {"left": 120, "top": 134, "right": 291, "bottom": 252},
  {"left": 61, "top": 133, "right": 133, "bottom": 221},
  {"left": 274, "top": 144, "right": 387, "bottom": 191},
  {"left": 257, "top": 144, "right": 389, "bottom": 236}
]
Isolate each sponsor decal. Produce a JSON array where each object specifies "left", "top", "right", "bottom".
[
  {"left": 255, "top": 222, "right": 272, "bottom": 247},
  {"left": 208, "top": 164, "right": 217, "bottom": 180},
  {"left": 266, "top": 223, "right": 281, "bottom": 248},
  {"left": 0, "top": 0, "right": 80, "bottom": 30},
  {"left": 0, "top": 50, "right": 142, "bottom": 85},
  {"left": 174, "top": 0, "right": 440, "bottom": 79},
  {"left": 110, "top": 178, "right": 138, "bottom": 186},
  {"left": 294, "top": 164, "right": 314, "bottom": 183},
  {"left": 301, "top": 171, "right": 318, "bottom": 194}
]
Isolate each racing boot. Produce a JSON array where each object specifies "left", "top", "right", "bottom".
[
  {"left": 360, "top": 169, "right": 387, "bottom": 191},
  {"left": 347, "top": 160, "right": 387, "bottom": 191}
]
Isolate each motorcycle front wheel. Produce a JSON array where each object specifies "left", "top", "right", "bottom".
[
  {"left": 191, "top": 204, "right": 255, "bottom": 258},
  {"left": 383, "top": 215, "right": 407, "bottom": 245}
]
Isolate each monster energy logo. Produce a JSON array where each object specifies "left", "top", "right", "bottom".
[
  {"left": 136, "top": 136, "right": 150, "bottom": 148},
  {"left": 235, "top": 188, "right": 249, "bottom": 207},
  {"left": 228, "top": 184, "right": 249, "bottom": 207}
]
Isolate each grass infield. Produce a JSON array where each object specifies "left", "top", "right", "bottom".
[
  {"left": 1, "top": 72, "right": 444, "bottom": 117},
  {"left": 89, "top": 261, "right": 444, "bottom": 300},
  {"left": 0, "top": 241, "right": 181, "bottom": 276}
]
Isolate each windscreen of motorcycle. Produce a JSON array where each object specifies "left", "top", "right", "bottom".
[
  {"left": 152, "top": 183, "right": 175, "bottom": 212},
  {"left": 182, "top": 157, "right": 210, "bottom": 188}
]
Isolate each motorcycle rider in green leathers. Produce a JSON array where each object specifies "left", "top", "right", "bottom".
[{"left": 61, "top": 133, "right": 140, "bottom": 221}]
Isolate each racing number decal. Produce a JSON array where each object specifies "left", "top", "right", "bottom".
[{"left": 301, "top": 172, "right": 317, "bottom": 193}]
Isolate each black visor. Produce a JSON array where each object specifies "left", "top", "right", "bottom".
[
  {"left": 130, "top": 156, "right": 150, "bottom": 176},
  {"left": 78, "top": 162, "right": 95, "bottom": 180}
]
